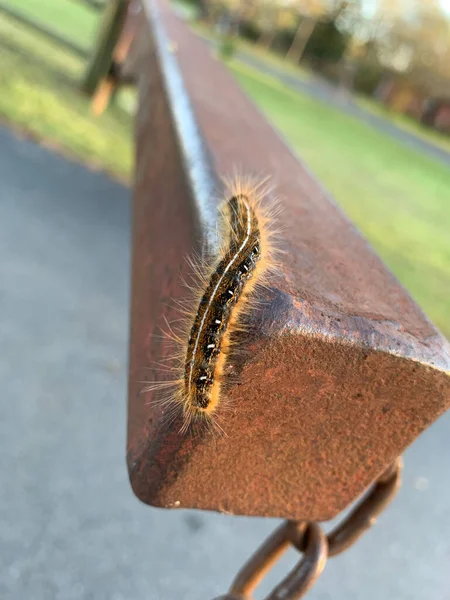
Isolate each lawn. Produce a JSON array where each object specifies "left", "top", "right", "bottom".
[
  {"left": 230, "top": 61, "right": 450, "bottom": 338},
  {"left": 0, "top": 1, "right": 133, "bottom": 180},
  {"left": 358, "top": 95, "right": 450, "bottom": 156},
  {"left": 2, "top": 0, "right": 99, "bottom": 50}
]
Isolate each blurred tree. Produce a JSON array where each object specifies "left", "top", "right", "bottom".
[
  {"left": 335, "top": 0, "right": 379, "bottom": 92},
  {"left": 301, "top": 0, "right": 352, "bottom": 70},
  {"left": 202, "top": 0, "right": 450, "bottom": 103},
  {"left": 256, "top": 2, "right": 296, "bottom": 50},
  {"left": 286, "top": 0, "right": 329, "bottom": 63},
  {"left": 379, "top": 0, "right": 450, "bottom": 96}
]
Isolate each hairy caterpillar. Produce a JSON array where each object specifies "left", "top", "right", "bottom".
[{"left": 146, "top": 177, "right": 279, "bottom": 434}]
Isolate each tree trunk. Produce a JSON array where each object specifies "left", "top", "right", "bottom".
[
  {"left": 258, "top": 28, "right": 276, "bottom": 49},
  {"left": 286, "top": 17, "right": 317, "bottom": 63},
  {"left": 196, "top": 0, "right": 209, "bottom": 21}
]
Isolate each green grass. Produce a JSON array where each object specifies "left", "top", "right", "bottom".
[
  {"left": 357, "top": 95, "right": 450, "bottom": 156},
  {"left": 1, "top": 0, "right": 99, "bottom": 50},
  {"left": 230, "top": 61, "right": 450, "bottom": 338},
  {"left": 0, "top": 4, "right": 133, "bottom": 180},
  {"left": 228, "top": 36, "right": 310, "bottom": 82}
]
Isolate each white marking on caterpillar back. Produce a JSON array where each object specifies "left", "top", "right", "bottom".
[{"left": 186, "top": 197, "right": 252, "bottom": 391}]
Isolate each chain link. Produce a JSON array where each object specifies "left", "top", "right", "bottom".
[{"left": 212, "top": 457, "right": 402, "bottom": 600}]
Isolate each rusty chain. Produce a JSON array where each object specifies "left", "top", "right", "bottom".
[{"left": 212, "top": 457, "right": 402, "bottom": 600}]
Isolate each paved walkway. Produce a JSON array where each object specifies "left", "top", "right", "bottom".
[{"left": 1, "top": 126, "right": 450, "bottom": 599}]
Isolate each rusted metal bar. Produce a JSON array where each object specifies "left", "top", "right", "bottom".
[{"left": 127, "top": 0, "right": 450, "bottom": 521}]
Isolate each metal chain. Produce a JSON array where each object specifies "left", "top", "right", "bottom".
[{"left": 212, "top": 457, "right": 402, "bottom": 600}]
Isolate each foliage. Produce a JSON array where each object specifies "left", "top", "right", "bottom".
[
  {"left": 217, "top": 35, "right": 236, "bottom": 59},
  {"left": 201, "top": 0, "right": 450, "bottom": 100},
  {"left": 379, "top": 0, "right": 450, "bottom": 96},
  {"left": 353, "top": 41, "right": 384, "bottom": 94},
  {"left": 353, "top": 61, "right": 383, "bottom": 95},
  {"left": 238, "top": 18, "right": 261, "bottom": 43},
  {"left": 304, "top": 18, "right": 349, "bottom": 63}
]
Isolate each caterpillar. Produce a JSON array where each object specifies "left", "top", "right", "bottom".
[{"left": 146, "top": 177, "right": 279, "bottom": 434}]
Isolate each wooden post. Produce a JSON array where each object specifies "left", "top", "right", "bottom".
[
  {"left": 286, "top": 17, "right": 317, "bottom": 63},
  {"left": 81, "top": 0, "right": 128, "bottom": 96}
]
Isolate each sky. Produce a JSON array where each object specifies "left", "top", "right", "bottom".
[{"left": 364, "top": 0, "right": 450, "bottom": 16}]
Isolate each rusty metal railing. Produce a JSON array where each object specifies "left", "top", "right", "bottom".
[
  {"left": 127, "top": 0, "right": 450, "bottom": 519},
  {"left": 124, "top": 0, "right": 450, "bottom": 595}
]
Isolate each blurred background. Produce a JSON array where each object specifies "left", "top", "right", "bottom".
[{"left": 0, "top": 0, "right": 449, "bottom": 598}]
